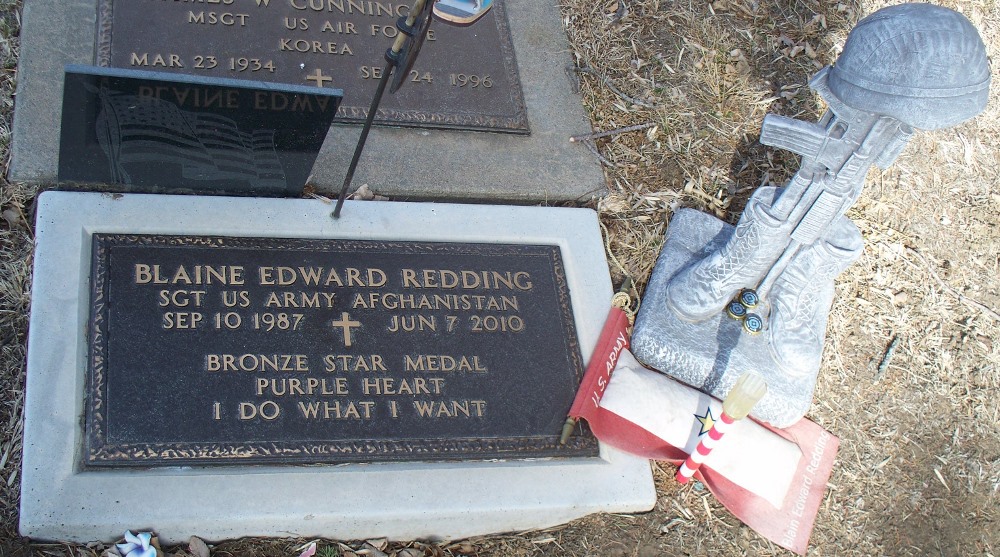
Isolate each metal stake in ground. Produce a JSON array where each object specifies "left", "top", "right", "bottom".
[
  {"left": 332, "top": 0, "right": 434, "bottom": 218},
  {"left": 676, "top": 372, "right": 767, "bottom": 484}
]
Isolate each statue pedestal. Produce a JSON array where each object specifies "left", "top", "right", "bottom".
[{"left": 632, "top": 209, "right": 817, "bottom": 428}]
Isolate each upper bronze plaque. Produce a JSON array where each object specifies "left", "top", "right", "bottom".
[
  {"left": 85, "top": 234, "right": 596, "bottom": 466},
  {"left": 96, "top": 0, "right": 529, "bottom": 133}
]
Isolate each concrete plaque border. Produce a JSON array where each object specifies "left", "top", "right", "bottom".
[{"left": 22, "top": 191, "right": 654, "bottom": 543}]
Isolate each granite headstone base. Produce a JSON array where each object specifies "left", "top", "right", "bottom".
[
  {"left": 10, "top": 0, "right": 605, "bottom": 203},
  {"left": 631, "top": 209, "right": 817, "bottom": 428},
  {"left": 22, "top": 192, "right": 654, "bottom": 543}
]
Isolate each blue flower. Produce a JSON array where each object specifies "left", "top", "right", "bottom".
[{"left": 116, "top": 531, "right": 157, "bottom": 557}]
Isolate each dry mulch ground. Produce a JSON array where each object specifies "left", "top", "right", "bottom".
[{"left": 2, "top": 0, "right": 999, "bottom": 555}]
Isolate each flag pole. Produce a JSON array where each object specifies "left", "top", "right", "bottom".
[{"left": 332, "top": 0, "right": 429, "bottom": 218}]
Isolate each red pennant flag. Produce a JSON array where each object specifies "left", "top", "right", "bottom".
[{"left": 568, "top": 304, "right": 631, "bottom": 420}]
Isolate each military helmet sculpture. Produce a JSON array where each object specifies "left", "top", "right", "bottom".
[{"left": 828, "top": 3, "right": 990, "bottom": 130}]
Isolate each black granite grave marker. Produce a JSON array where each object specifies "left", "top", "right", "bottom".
[
  {"left": 58, "top": 65, "right": 343, "bottom": 196},
  {"left": 85, "top": 234, "right": 598, "bottom": 466}
]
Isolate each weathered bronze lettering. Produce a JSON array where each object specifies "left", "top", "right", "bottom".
[
  {"left": 98, "top": 0, "right": 529, "bottom": 132},
  {"left": 85, "top": 235, "right": 594, "bottom": 466}
]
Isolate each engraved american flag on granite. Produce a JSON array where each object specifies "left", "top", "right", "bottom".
[{"left": 95, "top": 89, "right": 286, "bottom": 190}]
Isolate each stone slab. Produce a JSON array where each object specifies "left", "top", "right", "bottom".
[
  {"left": 59, "top": 65, "right": 343, "bottom": 196},
  {"left": 10, "top": 0, "right": 606, "bottom": 203},
  {"left": 22, "top": 191, "right": 654, "bottom": 543},
  {"left": 630, "top": 209, "right": 817, "bottom": 428}
]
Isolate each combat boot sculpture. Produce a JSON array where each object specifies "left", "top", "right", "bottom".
[{"left": 631, "top": 3, "right": 990, "bottom": 427}]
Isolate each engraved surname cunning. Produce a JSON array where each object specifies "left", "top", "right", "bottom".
[
  {"left": 288, "top": 0, "right": 409, "bottom": 17},
  {"left": 158, "top": 0, "right": 236, "bottom": 4}
]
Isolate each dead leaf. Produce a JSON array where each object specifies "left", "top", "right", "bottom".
[
  {"left": 357, "top": 545, "right": 387, "bottom": 557},
  {"left": 350, "top": 184, "right": 388, "bottom": 201},
  {"left": 415, "top": 544, "right": 445, "bottom": 557},
  {"left": 352, "top": 184, "right": 376, "bottom": 200},
  {"left": 296, "top": 541, "right": 317, "bottom": 557},
  {"left": 188, "top": 536, "right": 210, "bottom": 557},
  {"left": 151, "top": 537, "right": 164, "bottom": 555},
  {"left": 892, "top": 291, "right": 909, "bottom": 306},
  {"left": 3, "top": 208, "right": 22, "bottom": 229}
]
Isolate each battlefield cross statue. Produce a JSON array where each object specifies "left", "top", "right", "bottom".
[{"left": 632, "top": 3, "right": 991, "bottom": 427}]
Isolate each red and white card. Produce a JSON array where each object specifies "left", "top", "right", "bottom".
[{"left": 569, "top": 308, "right": 838, "bottom": 555}]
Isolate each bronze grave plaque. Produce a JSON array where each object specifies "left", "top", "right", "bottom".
[
  {"left": 85, "top": 234, "right": 597, "bottom": 466},
  {"left": 96, "top": 0, "right": 529, "bottom": 133}
]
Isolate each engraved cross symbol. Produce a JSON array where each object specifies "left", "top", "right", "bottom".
[
  {"left": 306, "top": 68, "right": 333, "bottom": 88},
  {"left": 330, "top": 312, "right": 361, "bottom": 347}
]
